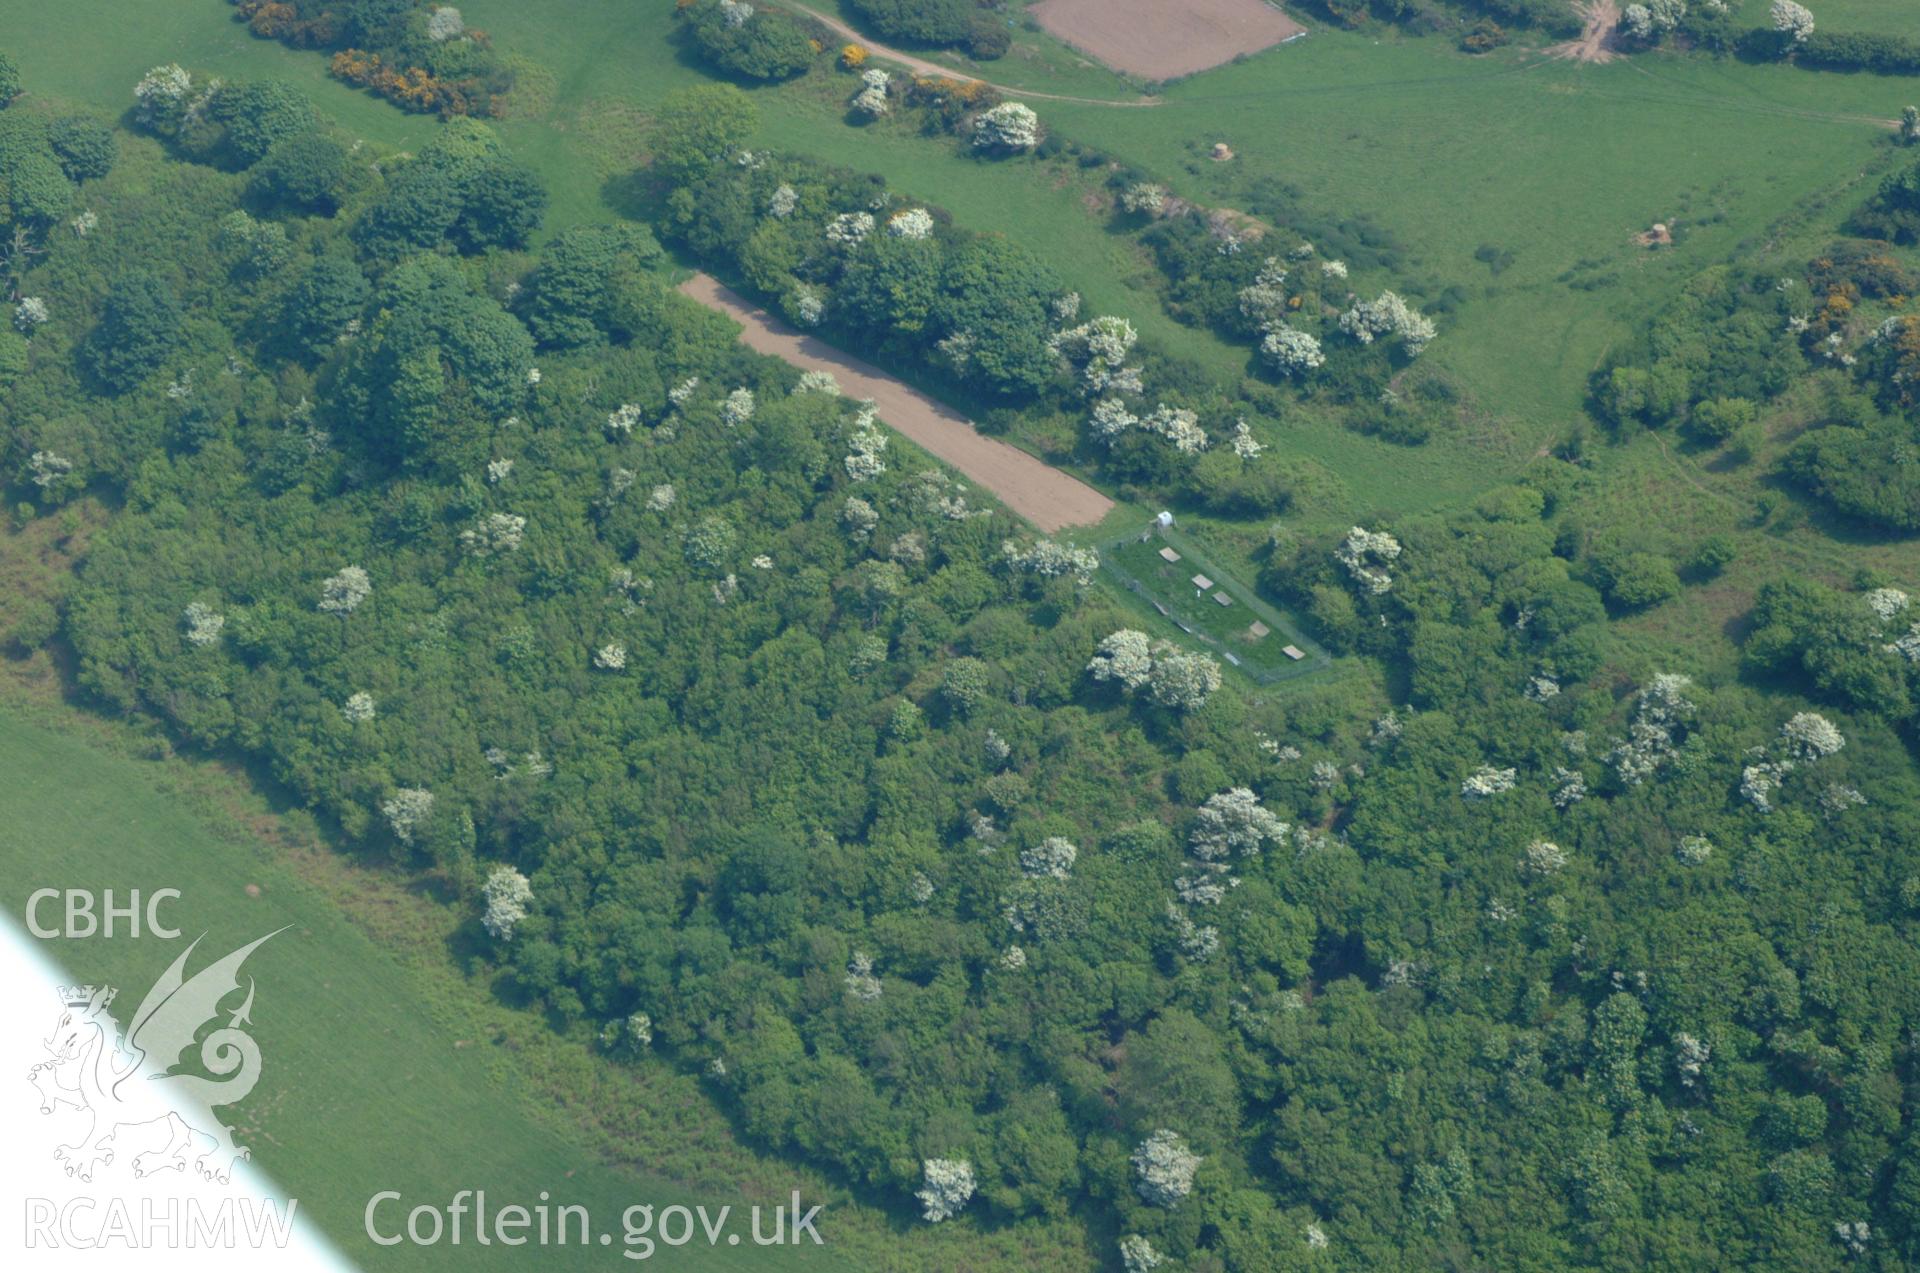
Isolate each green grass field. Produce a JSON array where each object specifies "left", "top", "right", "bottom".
[
  {"left": 1046, "top": 35, "right": 1904, "bottom": 416},
  {"left": 1104, "top": 524, "right": 1330, "bottom": 682}
]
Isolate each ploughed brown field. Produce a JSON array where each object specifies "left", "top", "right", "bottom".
[{"left": 1030, "top": 0, "right": 1306, "bottom": 80}]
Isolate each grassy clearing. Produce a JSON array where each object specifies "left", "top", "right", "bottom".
[
  {"left": 1562, "top": 418, "right": 1919, "bottom": 674},
  {"left": 1103, "top": 522, "right": 1330, "bottom": 682},
  {"left": 1045, "top": 35, "right": 1906, "bottom": 416}
]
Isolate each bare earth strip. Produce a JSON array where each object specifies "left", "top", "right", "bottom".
[
  {"left": 1548, "top": 0, "right": 1622, "bottom": 63},
  {"left": 680, "top": 273, "right": 1116, "bottom": 534},
  {"left": 1031, "top": 0, "right": 1305, "bottom": 81}
]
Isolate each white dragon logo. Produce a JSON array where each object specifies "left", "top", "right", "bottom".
[{"left": 26, "top": 929, "right": 284, "bottom": 1185}]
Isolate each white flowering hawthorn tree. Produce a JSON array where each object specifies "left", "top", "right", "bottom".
[
  {"left": 851, "top": 68, "right": 890, "bottom": 117},
  {"left": 1338, "top": 290, "right": 1436, "bottom": 355},
  {"left": 915, "top": 1159, "right": 976, "bottom": 1222},
  {"left": 1229, "top": 420, "right": 1265, "bottom": 460},
  {"left": 972, "top": 101, "right": 1039, "bottom": 152},
  {"left": 318, "top": 565, "right": 371, "bottom": 615},
  {"left": 606, "top": 402, "right": 642, "bottom": 436},
  {"left": 1166, "top": 901, "right": 1220, "bottom": 960},
  {"left": 182, "top": 602, "right": 225, "bottom": 647},
  {"left": 132, "top": 64, "right": 191, "bottom": 128},
  {"left": 1147, "top": 645, "right": 1222, "bottom": 711},
  {"left": 1741, "top": 763, "right": 1782, "bottom": 812},
  {"left": 1334, "top": 526, "right": 1401, "bottom": 595},
  {"left": 1237, "top": 257, "right": 1290, "bottom": 328},
  {"left": 843, "top": 406, "right": 889, "bottom": 480},
  {"left": 845, "top": 950, "right": 882, "bottom": 1001},
  {"left": 1772, "top": 0, "right": 1814, "bottom": 44},
  {"left": 481, "top": 865, "right": 533, "bottom": 940},
  {"left": 1118, "top": 1234, "right": 1162, "bottom": 1271},
  {"left": 1607, "top": 673, "right": 1694, "bottom": 785},
  {"left": 1020, "top": 836, "right": 1078, "bottom": 880},
  {"left": 1461, "top": 766, "right": 1517, "bottom": 798},
  {"left": 1141, "top": 404, "right": 1209, "bottom": 455},
  {"left": 720, "top": 387, "right": 756, "bottom": 428},
  {"left": 1888, "top": 622, "right": 1920, "bottom": 664},
  {"left": 1190, "top": 788, "right": 1287, "bottom": 861},
  {"left": 1523, "top": 839, "right": 1569, "bottom": 875},
  {"left": 826, "top": 211, "right": 874, "bottom": 245},
  {"left": 886, "top": 207, "right": 935, "bottom": 240},
  {"left": 1002, "top": 537, "right": 1099, "bottom": 586},
  {"left": 1132, "top": 1129, "right": 1201, "bottom": 1207},
  {"left": 1260, "top": 325, "right": 1324, "bottom": 377},
  {"left": 791, "top": 285, "right": 823, "bottom": 326},
  {"left": 1084, "top": 629, "right": 1221, "bottom": 710},
  {"left": 1087, "top": 629, "right": 1154, "bottom": 689},
  {"left": 1865, "top": 587, "right": 1909, "bottom": 624},
  {"left": 1779, "top": 711, "right": 1844, "bottom": 761},
  {"left": 28, "top": 449, "right": 72, "bottom": 493},
  {"left": 382, "top": 787, "right": 435, "bottom": 845},
  {"left": 1675, "top": 835, "right": 1713, "bottom": 866},
  {"left": 840, "top": 495, "right": 878, "bottom": 542},
  {"left": 426, "top": 6, "right": 465, "bottom": 41},
  {"left": 1051, "top": 316, "right": 1141, "bottom": 396},
  {"left": 460, "top": 512, "right": 526, "bottom": 556}
]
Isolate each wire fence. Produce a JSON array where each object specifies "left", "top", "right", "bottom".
[{"left": 1096, "top": 520, "right": 1332, "bottom": 686}]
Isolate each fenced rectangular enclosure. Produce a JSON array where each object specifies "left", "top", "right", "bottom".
[{"left": 1100, "top": 523, "right": 1328, "bottom": 684}]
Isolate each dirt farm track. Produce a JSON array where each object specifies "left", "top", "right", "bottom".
[
  {"left": 680, "top": 274, "right": 1116, "bottom": 534},
  {"left": 1031, "top": 0, "right": 1306, "bottom": 81}
]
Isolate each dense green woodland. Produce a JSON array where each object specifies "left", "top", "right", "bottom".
[{"left": 5, "top": 17, "right": 1920, "bottom": 1271}]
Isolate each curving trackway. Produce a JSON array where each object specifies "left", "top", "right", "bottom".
[{"left": 776, "top": 1, "right": 1161, "bottom": 106}]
